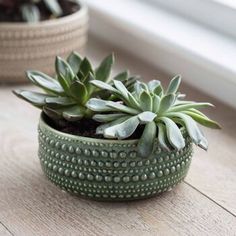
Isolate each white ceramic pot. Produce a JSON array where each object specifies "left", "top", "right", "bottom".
[{"left": 0, "top": 3, "right": 88, "bottom": 82}]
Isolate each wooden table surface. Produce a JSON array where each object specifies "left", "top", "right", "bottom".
[{"left": 0, "top": 38, "right": 236, "bottom": 236}]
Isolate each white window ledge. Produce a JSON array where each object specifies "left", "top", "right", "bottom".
[{"left": 86, "top": 0, "right": 236, "bottom": 109}]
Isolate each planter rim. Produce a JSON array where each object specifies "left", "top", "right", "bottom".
[
  {"left": 40, "top": 113, "right": 187, "bottom": 145},
  {"left": 40, "top": 113, "right": 139, "bottom": 144},
  {"left": 0, "top": 2, "right": 88, "bottom": 28}
]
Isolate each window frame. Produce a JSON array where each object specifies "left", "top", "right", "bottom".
[
  {"left": 87, "top": 0, "right": 236, "bottom": 109},
  {"left": 145, "top": 0, "right": 236, "bottom": 39}
]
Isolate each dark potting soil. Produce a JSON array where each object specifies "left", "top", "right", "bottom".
[
  {"left": 45, "top": 115, "right": 144, "bottom": 140},
  {"left": 0, "top": 0, "right": 80, "bottom": 23}
]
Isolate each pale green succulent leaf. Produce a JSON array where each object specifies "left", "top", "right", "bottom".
[
  {"left": 134, "top": 82, "right": 142, "bottom": 99},
  {"left": 21, "top": 4, "right": 40, "bottom": 22},
  {"left": 43, "top": 0, "right": 62, "bottom": 16},
  {"left": 159, "top": 93, "right": 175, "bottom": 114},
  {"left": 113, "top": 80, "right": 129, "bottom": 99},
  {"left": 159, "top": 117, "right": 185, "bottom": 150},
  {"left": 174, "top": 100, "right": 193, "bottom": 106},
  {"left": 138, "top": 111, "right": 157, "bottom": 123},
  {"left": 166, "top": 75, "right": 181, "bottom": 94},
  {"left": 125, "top": 76, "right": 139, "bottom": 91},
  {"left": 113, "top": 70, "right": 129, "bottom": 81},
  {"left": 103, "top": 116, "right": 140, "bottom": 139},
  {"left": 83, "top": 72, "right": 95, "bottom": 95},
  {"left": 13, "top": 89, "right": 52, "bottom": 108},
  {"left": 152, "top": 95, "right": 161, "bottom": 113},
  {"left": 86, "top": 98, "right": 114, "bottom": 112},
  {"left": 127, "top": 93, "right": 140, "bottom": 110},
  {"left": 43, "top": 106, "right": 62, "bottom": 120},
  {"left": 140, "top": 90, "right": 152, "bottom": 111},
  {"left": 169, "top": 102, "right": 214, "bottom": 113},
  {"left": 77, "top": 70, "right": 84, "bottom": 81},
  {"left": 79, "top": 57, "right": 93, "bottom": 78},
  {"left": 153, "top": 84, "right": 163, "bottom": 96},
  {"left": 93, "top": 113, "right": 126, "bottom": 122},
  {"left": 26, "top": 70, "right": 64, "bottom": 95},
  {"left": 137, "top": 121, "right": 157, "bottom": 158},
  {"left": 57, "top": 73, "right": 70, "bottom": 95},
  {"left": 69, "top": 80, "right": 88, "bottom": 104},
  {"left": 188, "top": 108, "right": 208, "bottom": 118},
  {"left": 90, "top": 80, "right": 118, "bottom": 93},
  {"left": 45, "top": 97, "right": 76, "bottom": 107},
  {"left": 55, "top": 56, "right": 74, "bottom": 82},
  {"left": 134, "top": 81, "right": 148, "bottom": 97},
  {"left": 171, "top": 117, "right": 186, "bottom": 127},
  {"left": 95, "top": 54, "right": 114, "bottom": 82},
  {"left": 62, "top": 105, "right": 86, "bottom": 121},
  {"left": 96, "top": 116, "right": 130, "bottom": 135},
  {"left": 106, "top": 101, "right": 139, "bottom": 115},
  {"left": 183, "top": 110, "right": 221, "bottom": 129},
  {"left": 67, "top": 51, "right": 82, "bottom": 75},
  {"left": 148, "top": 80, "right": 161, "bottom": 93},
  {"left": 167, "top": 112, "right": 208, "bottom": 150},
  {"left": 157, "top": 123, "right": 171, "bottom": 151},
  {"left": 43, "top": 105, "right": 85, "bottom": 121}
]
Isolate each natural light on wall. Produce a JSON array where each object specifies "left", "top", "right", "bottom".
[{"left": 87, "top": 0, "right": 236, "bottom": 109}]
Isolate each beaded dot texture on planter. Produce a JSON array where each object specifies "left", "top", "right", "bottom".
[{"left": 38, "top": 114, "right": 193, "bottom": 201}]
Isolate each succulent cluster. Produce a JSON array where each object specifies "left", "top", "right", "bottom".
[
  {"left": 14, "top": 52, "right": 137, "bottom": 121},
  {"left": 0, "top": 0, "right": 80, "bottom": 22},
  {"left": 87, "top": 76, "right": 221, "bottom": 157},
  {"left": 14, "top": 52, "right": 220, "bottom": 158}
]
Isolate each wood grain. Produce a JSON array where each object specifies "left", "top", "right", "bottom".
[
  {"left": 0, "top": 223, "right": 12, "bottom": 236},
  {"left": 0, "top": 37, "right": 235, "bottom": 236}
]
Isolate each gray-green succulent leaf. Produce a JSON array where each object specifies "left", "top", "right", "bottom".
[
  {"left": 95, "top": 54, "right": 114, "bottom": 82},
  {"left": 13, "top": 53, "right": 137, "bottom": 121},
  {"left": 21, "top": 4, "right": 40, "bottom": 22},
  {"left": 87, "top": 75, "right": 220, "bottom": 157},
  {"left": 43, "top": 0, "right": 62, "bottom": 16}
]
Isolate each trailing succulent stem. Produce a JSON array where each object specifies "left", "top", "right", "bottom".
[
  {"left": 13, "top": 52, "right": 137, "bottom": 122},
  {"left": 86, "top": 75, "right": 221, "bottom": 157}
]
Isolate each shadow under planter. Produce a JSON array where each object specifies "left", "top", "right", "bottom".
[
  {"left": 0, "top": 2, "right": 88, "bottom": 83},
  {"left": 38, "top": 114, "right": 193, "bottom": 201}
]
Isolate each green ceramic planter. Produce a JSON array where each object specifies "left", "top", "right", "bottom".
[{"left": 38, "top": 114, "right": 193, "bottom": 201}]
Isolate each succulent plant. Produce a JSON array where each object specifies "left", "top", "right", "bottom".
[
  {"left": 13, "top": 52, "right": 137, "bottom": 121},
  {"left": 86, "top": 76, "right": 221, "bottom": 157},
  {"left": 0, "top": 0, "right": 80, "bottom": 22}
]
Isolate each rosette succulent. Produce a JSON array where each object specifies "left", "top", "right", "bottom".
[
  {"left": 86, "top": 76, "right": 221, "bottom": 157},
  {"left": 13, "top": 52, "right": 137, "bottom": 121},
  {"left": 0, "top": 0, "right": 80, "bottom": 22}
]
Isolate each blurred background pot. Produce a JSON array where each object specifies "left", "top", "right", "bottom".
[
  {"left": 38, "top": 114, "right": 193, "bottom": 201},
  {"left": 0, "top": 2, "right": 88, "bottom": 83}
]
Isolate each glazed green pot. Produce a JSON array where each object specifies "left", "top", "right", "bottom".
[{"left": 38, "top": 114, "right": 193, "bottom": 201}]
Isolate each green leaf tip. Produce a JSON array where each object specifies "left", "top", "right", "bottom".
[
  {"left": 138, "top": 121, "right": 157, "bottom": 158},
  {"left": 166, "top": 75, "right": 181, "bottom": 94}
]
